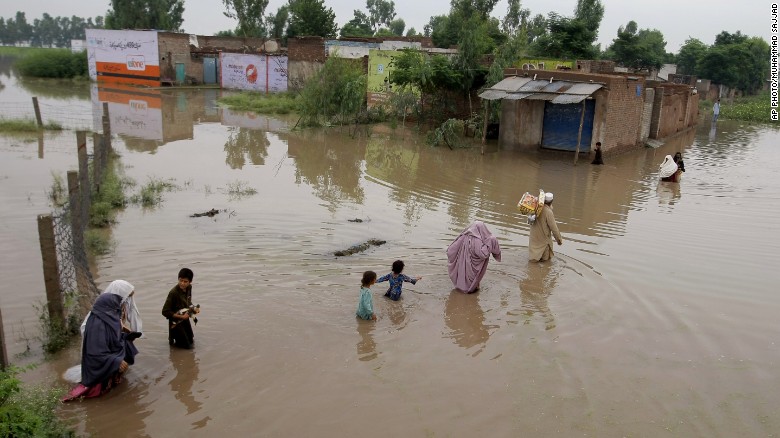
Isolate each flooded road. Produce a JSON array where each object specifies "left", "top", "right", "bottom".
[{"left": 1, "top": 69, "right": 780, "bottom": 436}]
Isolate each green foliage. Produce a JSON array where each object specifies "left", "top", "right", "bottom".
[
  {"left": 607, "top": 20, "right": 668, "bottom": 70},
  {"left": 698, "top": 34, "right": 769, "bottom": 94},
  {"left": 266, "top": 5, "right": 289, "bottom": 40},
  {"left": 219, "top": 92, "right": 298, "bottom": 114},
  {"left": 366, "top": 0, "right": 397, "bottom": 33},
  {"left": 90, "top": 158, "right": 130, "bottom": 227},
  {"left": 105, "top": 0, "right": 184, "bottom": 31},
  {"left": 0, "top": 11, "right": 102, "bottom": 47},
  {"left": 340, "top": 11, "right": 374, "bottom": 38},
  {"left": 0, "top": 117, "right": 62, "bottom": 132},
  {"left": 677, "top": 38, "right": 707, "bottom": 75},
  {"left": 574, "top": 0, "right": 604, "bottom": 34},
  {"left": 224, "top": 180, "right": 258, "bottom": 200},
  {"left": 717, "top": 92, "right": 778, "bottom": 124},
  {"left": 85, "top": 229, "right": 115, "bottom": 255},
  {"left": 427, "top": 118, "right": 469, "bottom": 148},
  {"left": 531, "top": 13, "right": 597, "bottom": 59},
  {"left": 287, "top": 0, "right": 338, "bottom": 38},
  {"left": 35, "top": 299, "right": 80, "bottom": 354},
  {"left": 130, "top": 177, "right": 177, "bottom": 207},
  {"left": 14, "top": 49, "right": 87, "bottom": 79},
  {"left": 222, "top": 0, "right": 269, "bottom": 37},
  {"left": 297, "top": 56, "right": 367, "bottom": 127},
  {"left": 0, "top": 366, "right": 75, "bottom": 437},
  {"left": 48, "top": 172, "right": 67, "bottom": 207}
]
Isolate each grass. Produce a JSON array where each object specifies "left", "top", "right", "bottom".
[
  {"left": 89, "top": 158, "right": 132, "bottom": 227},
  {"left": 0, "top": 117, "right": 63, "bottom": 133},
  {"left": 130, "top": 177, "right": 178, "bottom": 207},
  {"left": 0, "top": 366, "right": 75, "bottom": 437},
  {"left": 224, "top": 180, "right": 258, "bottom": 200},
  {"left": 85, "top": 229, "right": 115, "bottom": 255},
  {"left": 47, "top": 171, "right": 67, "bottom": 207},
  {"left": 0, "top": 46, "right": 55, "bottom": 57},
  {"left": 219, "top": 92, "right": 299, "bottom": 114},
  {"left": 702, "top": 91, "right": 778, "bottom": 124}
]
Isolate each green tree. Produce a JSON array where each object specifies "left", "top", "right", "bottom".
[
  {"left": 607, "top": 21, "right": 667, "bottom": 70},
  {"left": 366, "top": 0, "right": 396, "bottom": 33},
  {"left": 698, "top": 34, "right": 769, "bottom": 94},
  {"left": 405, "top": 27, "right": 418, "bottom": 37},
  {"left": 266, "top": 5, "right": 289, "bottom": 39},
  {"left": 287, "top": 0, "right": 338, "bottom": 38},
  {"left": 223, "top": 0, "right": 269, "bottom": 37},
  {"left": 532, "top": 12, "right": 597, "bottom": 59},
  {"left": 388, "top": 18, "right": 405, "bottom": 36},
  {"left": 574, "top": 0, "right": 604, "bottom": 34},
  {"left": 105, "top": 0, "right": 185, "bottom": 31},
  {"left": 676, "top": 37, "right": 707, "bottom": 75},
  {"left": 340, "top": 10, "right": 373, "bottom": 37}
]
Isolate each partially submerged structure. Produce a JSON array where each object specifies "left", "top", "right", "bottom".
[{"left": 481, "top": 68, "right": 698, "bottom": 155}]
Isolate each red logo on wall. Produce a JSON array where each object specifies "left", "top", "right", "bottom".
[{"left": 246, "top": 64, "right": 258, "bottom": 83}]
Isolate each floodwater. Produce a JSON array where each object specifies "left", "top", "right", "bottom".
[{"left": 1, "top": 65, "right": 779, "bottom": 437}]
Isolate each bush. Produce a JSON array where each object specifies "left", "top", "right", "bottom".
[
  {"left": 15, "top": 49, "right": 88, "bottom": 79},
  {"left": 297, "top": 57, "right": 367, "bottom": 127},
  {"left": 0, "top": 366, "right": 75, "bottom": 437}
]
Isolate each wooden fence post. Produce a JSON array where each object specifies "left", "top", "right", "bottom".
[
  {"left": 32, "top": 96, "right": 43, "bottom": 128},
  {"left": 102, "top": 102, "right": 112, "bottom": 154},
  {"left": 92, "top": 133, "right": 103, "bottom": 194},
  {"left": 0, "top": 308, "right": 9, "bottom": 370},
  {"left": 37, "top": 214, "right": 64, "bottom": 326},
  {"left": 77, "top": 131, "right": 90, "bottom": 226}
]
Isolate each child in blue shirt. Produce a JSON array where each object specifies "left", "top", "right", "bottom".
[
  {"left": 356, "top": 271, "right": 377, "bottom": 320},
  {"left": 377, "top": 260, "right": 422, "bottom": 301}
]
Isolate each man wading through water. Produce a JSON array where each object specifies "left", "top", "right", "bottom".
[{"left": 528, "top": 192, "right": 563, "bottom": 262}]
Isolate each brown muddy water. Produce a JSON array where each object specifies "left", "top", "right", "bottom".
[{"left": 1, "top": 71, "right": 779, "bottom": 437}]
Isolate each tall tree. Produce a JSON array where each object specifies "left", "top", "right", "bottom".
[
  {"left": 574, "top": 0, "right": 604, "bottom": 34},
  {"left": 607, "top": 20, "right": 668, "bottom": 70},
  {"left": 676, "top": 38, "right": 707, "bottom": 75},
  {"left": 286, "top": 0, "right": 338, "bottom": 38},
  {"left": 266, "top": 5, "right": 289, "bottom": 39},
  {"left": 698, "top": 34, "right": 769, "bottom": 94},
  {"left": 366, "top": 0, "right": 396, "bottom": 33},
  {"left": 340, "top": 10, "right": 373, "bottom": 38},
  {"left": 105, "top": 0, "right": 184, "bottom": 31},
  {"left": 532, "top": 12, "right": 597, "bottom": 59},
  {"left": 223, "top": 0, "right": 269, "bottom": 37}
]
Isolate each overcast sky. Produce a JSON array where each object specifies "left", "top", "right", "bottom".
[{"left": 0, "top": 0, "right": 771, "bottom": 52}]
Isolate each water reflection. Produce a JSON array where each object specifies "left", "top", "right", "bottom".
[
  {"left": 169, "top": 349, "right": 203, "bottom": 417},
  {"left": 519, "top": 262, "right": 559, "bottom": 330},
  {"left": 443, "top": 289, "right": 494, "bottom": 355},
  {"left": 356, "top": 320, "right": 377, "bottom": 361},
  {"left": 224, "top": 128, "right": 270, "bottom": 168},
  {"left": 656, "top": 181, "right": 681, "bottom": 207},
  {"left": 77, "top": 373, "right": 153, "bottom": 438},
  {"left": 288, "top": 130, "right": 366, "bottom": 212}
]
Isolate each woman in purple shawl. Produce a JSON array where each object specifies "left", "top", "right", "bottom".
[
  {"left": 63, "top": 289, "right": 140, "bottom": 401},
  {"left": 447, "top": 221, "right": 502, "bottom": 293}
]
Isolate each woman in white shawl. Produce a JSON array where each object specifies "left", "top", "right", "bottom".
[{"left": 65, "top": 280, "right": 143, "bottom": 384}]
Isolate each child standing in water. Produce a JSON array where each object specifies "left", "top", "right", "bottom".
[
  {"left": 356, "top": 271, "right": 378, "bottom": 321},
  {"left": 162, "top": 268, "right": 199, "bottom": 349},
  {"left": 377, "top": 260, "right": 422, "bottom": 301}
]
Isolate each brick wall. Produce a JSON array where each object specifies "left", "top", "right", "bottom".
[
  {"left": 157, "top": 33, "right": 194, "bottom": 84},
  {"left": 288, "top": 37, "right": 327, "bottom": 62}
]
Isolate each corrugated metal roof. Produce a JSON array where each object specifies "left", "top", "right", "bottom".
[
  {"left": 479, "top": 77, "right": 603, "bottom": 103},
  {"left": 478, "top": 76, "right": 532, "bottom": 100}
]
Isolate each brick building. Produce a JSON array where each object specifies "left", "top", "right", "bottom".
[{"left": 483, "top": 68, "right": 698, "bottom": 155}]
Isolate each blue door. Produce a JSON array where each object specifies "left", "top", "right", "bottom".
[
  {"left": 541, "top": 100, "right": 595, "bottom": 151},
  {"left": 203, "top": 57, "right": 217, "bottom": 84},
  {"left": 175, "top": 63, "right": 185, "bottom": 85}
]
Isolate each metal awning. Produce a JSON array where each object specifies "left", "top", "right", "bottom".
[{"left": 479, "top": 76, "right": 603, "bottom": 104}]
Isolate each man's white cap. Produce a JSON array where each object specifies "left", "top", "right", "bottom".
[{"left": 545, "top": 192, "right": 554, "bottom": 202}]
